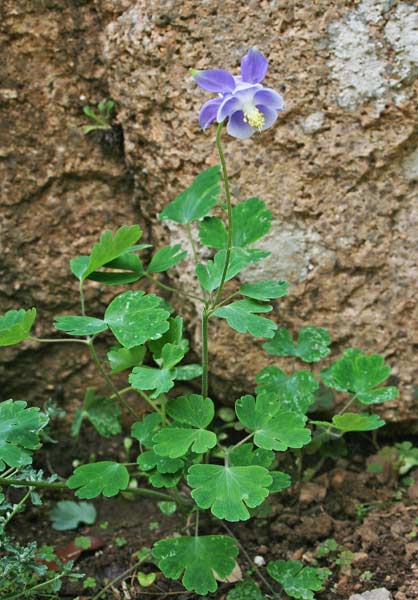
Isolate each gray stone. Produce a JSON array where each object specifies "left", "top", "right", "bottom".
[{"left": 349, "top": 588, "right": 393, "bottom": 600}]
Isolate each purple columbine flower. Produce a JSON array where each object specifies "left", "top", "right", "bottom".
[{"left": 192, "top": 48, "right": 284, "bottom": 140}]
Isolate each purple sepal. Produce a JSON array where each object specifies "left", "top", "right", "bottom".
[
  {"left": 240, "top": 48, "right": 268, "bottom": 84},
  {"left": 193, "top": 69, "right": 235, "bottom": 93},
  {"left": 199, "top": 97, "right": 223, "bottom": 129}
]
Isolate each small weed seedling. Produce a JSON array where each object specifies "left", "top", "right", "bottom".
[
  {"left": 0, "top": 49, "right": 399, "bottom": 599},
  {"left": 82, "top": 99, "right": 115, "bottom": 135}
]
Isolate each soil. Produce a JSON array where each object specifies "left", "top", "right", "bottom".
[{"left": 7, "top": 421, "right": 418, "bottom": 600}]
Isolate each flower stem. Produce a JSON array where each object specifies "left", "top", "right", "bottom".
[
  {"left": 201, "top": 308, "right": 209, "bottom": 397},
  {"left": 212, "top": 122, "right": 233, "bottom": 308}
]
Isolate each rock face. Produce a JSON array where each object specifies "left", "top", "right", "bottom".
[{"left": 1, "top": 1, "right": 418, "bottom": 423}]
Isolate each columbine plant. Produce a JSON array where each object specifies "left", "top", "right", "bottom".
[{"left": 0, "top": 49, "right": 399, "bottom": 599}]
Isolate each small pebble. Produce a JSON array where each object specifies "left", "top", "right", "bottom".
[{"left": 253, "top": 555, "right": 265, "bottom": 567}]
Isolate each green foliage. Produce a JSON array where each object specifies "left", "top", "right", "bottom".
[
  {"left": 70, "top": 225, "right": 142, "bottom": 282},
  {"left": 67, "top": 461, "right": 129, "bottom": 498},
  {"left": 312, "top": 413, "right": 385, "bottom": 432},
  {"left": 105, "top": 291, "right": 170, "bottom": 348},
  {"left": 75, "top": 535, "right": 92, "bottom": 550},
  {"left": 137, "top": 450, "right": 183, "bottom": 474},
  {"left": 396, "top": 442, "right": 418, "bottom": 474},
  {"left": 263, "top": 326, "right": 331, "bottom": 363},
  {"left": 148, "top": 244, "right": 187, "bottom": 273},
  {"left": 196, "top": 248, "right": 269, "bottom": 292},
  {"left": 269, "top": 471, "right": 292, "bottom": 492},
  {"left": 235, "top": 395, "right": 311, "bottom": 451},
  {"left": 49, "top": 500, "right": 96, "bottom": 531},
  {"left": 157, "top": 501, "right": 177, "bottom": 515},
  {"left": 229, "top": 444, "right": 275, "bottom": 469},
  {"left": 153, "top": 395, "right": 217, "bottom": 458},
  {"left": 227, "top": 579, "right": 266, "bottom": 599},
  {"left": 152, "top": 535, "right": 238, "bottom": 595},
  {"left": 131, "top": 413, "right": 162, "bottom": 448},
  {"left": 0, "top": 308, "right": 36, "bottom": 347},
  {"left": 83, "top": 99, "right": 114, "bottom": 134},
  {"left": 187, "top": 464, "right": 272, "bottom": 521},
  {"left": 71, "top": 388, "right": 121, "bottom": 437},
  {"left": 130, "top": 366, "right": 177, "bottom": 398},
  {"left": 256, "top": 367, "right": 319, "bottom": 414},
  {"left": 107, "top": 345, "right": 146, "bottom": 373},
  {"left": 321, "top": 349, "right": 398, "bottom": 404},
  {"left": 267, "top": 560, "right": 331, "bottom": 600},
  {"left": 199, "top": 197, "right": 272, "bottom": 248},
  {"left": 0, "top": 400, "right": 48, "bottom": 471},
  {"left": 213, "top": 300, "right": 277, "bottom": 339},
  {"left": 54, "top": 316, "right": 108, "bottom": 336},
  {"left": 160, "top": 166, "right": 221, "bottom": 224},
  {"left": 239, "top": 279, "right": 288, "bottom": 301}
]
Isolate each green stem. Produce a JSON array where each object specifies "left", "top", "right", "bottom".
[
  {"left": 209, "top": 291, "right": 239, "bottom": 314},
  {"left": 195, "top": 509, "right": 199, "bottom": 537},
  {"left": 2, "top": 490, "right": 31, "bottom": 530},
  {"left": 201, "top": 308, "right": 209, "bottom": 397},
  {"left": 135, "top": 388, "right": 164, "bottom": 417},
  {"left": 186, "top": 223, "right": 199, "bottom": 266},
  {"left": 87, "top": 341, "right": 139, "bottom": 418},
  {"left": 0, "top": 476, "right": 177, "bottom": 504},
  {"left": 4, "top": 573, "right": 64, "bottom": 600},
  {"left": 229, "top": 432, "right": 254, "bottom": 452},
  {"left": 212, "top": 122, "right": 233, "bottom": 308},
  {"left": 29, "top": 336, "right": 88, "bottom": 345},
  {"left": 109, "top": 386, "right": 133, "bottom": 400},
  {"left": 91, "top": 552, "right": 151, "bottom": 600},
  {"left": 79, "top": 280, "right": 86, "bottom": 316},
  {"left": 144, "top": 272, "right": 204, "bottom": 303},
  {"left": 0, "top": 476, "right": 67, "bottom": 490}
]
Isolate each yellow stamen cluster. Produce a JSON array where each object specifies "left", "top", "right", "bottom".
[{"left": 243, "top": 106, "right": 265, "bottom": 130}]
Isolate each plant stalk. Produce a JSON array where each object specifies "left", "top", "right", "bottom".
[{"left": 212, "top": 122, "right": 233, "bottom": 308}]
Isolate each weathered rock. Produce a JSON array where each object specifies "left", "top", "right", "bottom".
[
  {"left": 2, "top": 1, "right": 418, "bottom": 425},
  {"left": 0, "top": 1, "right": 140, "bottom": 408},
  {"left": 349, "top": 588, "right": 393, "bottom": 600},
  {"left": 101, "top": 0, "right": 418, "bottom": 422}
]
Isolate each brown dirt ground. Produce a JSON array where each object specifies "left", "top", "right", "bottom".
[{"left": 7, "top": 422, "right": 418, "bottom": 600}]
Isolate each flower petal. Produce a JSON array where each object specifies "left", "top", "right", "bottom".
[
  {"left": 192, "top": 69, "right": 235, "bottom": 93},
  {"left": 199, "top": 97, "right": 223, "bottom": 129},
  {"left": 217, "top": 96, "right": 241, "bottom": 122},
  {"left": 254, "top": 88, "right": 284, "bottom": 111},
  {"left": 240, "top": 48, "right": 268, "bottom": 84},
  {"left": 258, "top": 105, "right": 279, "bottom": 131},
  {"left": 226, "top": 110, "right": 255, "bottom": 139}
]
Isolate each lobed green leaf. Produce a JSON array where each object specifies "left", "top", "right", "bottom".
[
  {"left": 187, "top": 463, "right": 272, "bottom": 521},
  {"left": 105, "top": 291, "right": 170, "bottom": 349},
  {"left": 54, "top": 316, "right": 108, "bottom": 337},
  {"left": 213, "top": 300, "right": 277, "bottom": 339},
  {"left": 239, "top": 279, "right": 288, "bottom": 301},
  {"left": 267, "top": 560, "right": 331, "bottom": 600},
  {"left": 0, "top": 399, "right": 48, "bottom": 471},
  {"left": 153, "top": 535, "right": 238, "bottom": 595},
  {"left": 263, "top": 326, "right": 331, "bottom": 363},
  {"left": 0, "top": 308, "right": 36, "bottom": 347},
  {"left": 67, "top": 461, "right": 129, "bottom": 499},
  {"left": 147, "top": 244, "right": 187, "bottom": 273},
  {"left": 160, "top": 166, "right": 221, "bottom": 224}
]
